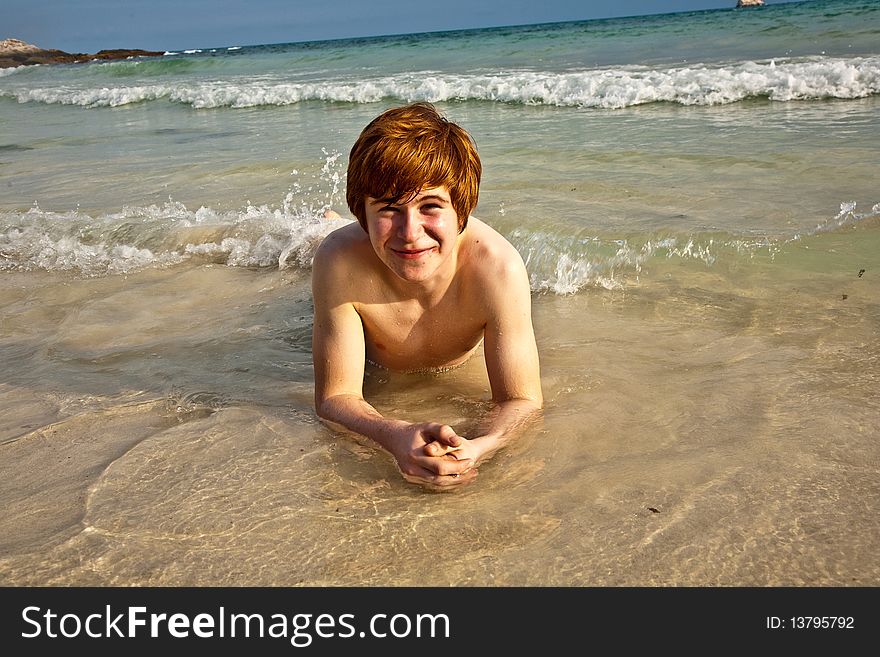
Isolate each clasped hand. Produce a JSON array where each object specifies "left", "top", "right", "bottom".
[{"left": 389, "top": 421, "right": 479, "bottom": 489}]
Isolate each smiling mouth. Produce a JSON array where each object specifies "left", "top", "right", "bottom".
[{"left": 391, "top": 247, "right": 434, "bottom": 259}]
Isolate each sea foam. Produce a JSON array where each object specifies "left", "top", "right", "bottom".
[
  {"left": 2, "top": 198, "right": 877, "bottom": 292},
  {"left": 0, "top": 199, "right": 350, "bottom": 276},
  {"left": 3, "top": 56, "right": 878, "bottom": 109}
]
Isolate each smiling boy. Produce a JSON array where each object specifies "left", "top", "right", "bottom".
[{"left": 311, "top": 102, "right": 542, "bottom": 489}]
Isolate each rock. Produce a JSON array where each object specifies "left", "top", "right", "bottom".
[
  {"left": 736, "top": 0, "right": 765, "bottom": 7},
  {"left": 0, "top": 38, "right": 164, "bottom": 69},
  {"left": 0, "top": 38, "right": 42, "bottom": 54}
]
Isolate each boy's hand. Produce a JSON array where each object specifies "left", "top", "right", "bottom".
[
  {"left": 425, "top": 435, "right": 481, "bottom": 466},
  {"left": 389, "top": 422, "right": 476, "bottom": 489}
]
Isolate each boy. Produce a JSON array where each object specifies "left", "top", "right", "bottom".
[{"left": 312, "top": 102, "right": 542, "bottom": 489}]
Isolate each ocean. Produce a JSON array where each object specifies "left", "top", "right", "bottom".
[{"left": 0, "top": 0, "right": 878, "bottom": 585}]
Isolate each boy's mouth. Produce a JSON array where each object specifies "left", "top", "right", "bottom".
[{"left": 391, "top": 247, "right": 434, "bottom": 259}]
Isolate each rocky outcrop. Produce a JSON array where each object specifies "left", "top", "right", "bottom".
[
  {"left": 0, "top": 38, "right": 164, "bottom": 68},
  {"left": 736, "top": 0, "right": 765, "bottom": 7}
]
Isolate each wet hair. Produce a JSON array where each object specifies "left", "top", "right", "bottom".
[{"left": 346, "top": 102, "right": 481, "bottom": 233}]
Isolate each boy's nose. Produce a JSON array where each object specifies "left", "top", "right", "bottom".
[{"left": 397, "top": 208, "right": 424, "bottom": 242}]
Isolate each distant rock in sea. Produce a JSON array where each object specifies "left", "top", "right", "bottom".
[
  {"left": 0, "top": 38, "right": 164, "bottom": 68},
  {"left": 736, "top": 0, "right": 765, "bottom": 7}
]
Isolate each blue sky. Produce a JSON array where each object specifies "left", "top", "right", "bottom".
[{"left": 4, "top": 0, "right": 799, "bottom": 53}]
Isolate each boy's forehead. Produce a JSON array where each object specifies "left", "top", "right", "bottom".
[{"left": 367, "top": 186, "right": 451, "bottom": 204}]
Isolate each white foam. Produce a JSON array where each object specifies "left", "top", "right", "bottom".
[
  {"left": 0, "top": 202, "right": 351, "bottom": 276},
  {"left": 3, "top": 56, "right": 878, "bottom": 109},
  {"left": 510, "top": 198, "right": 880, "bottom": 295},
  {"left": 793, "top": 200, "right": 880, "bottom": 240},
  {"left": 0, "top": 224, "right": 184, "bottom": 274},
  {"left": 9, "top": 85, "right": 166, "bottom": 107},
  {"left": 0, "top": 151, "right": 352, "bottom": 276},
  {"left": 2, "top": 188, "right": 875, "bottom": 288}
]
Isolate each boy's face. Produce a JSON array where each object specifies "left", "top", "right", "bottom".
[{"left": 364, "top": 186, "right": 461, "bottom": 284}]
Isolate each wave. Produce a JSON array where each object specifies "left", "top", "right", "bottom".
[
  {"left": 3, "top": 198, "right": 877, "bottom": 294},
  {"left": 517, "top": 200, "right": 880, "bottom": 294},
  {"left": 0, "top": 197, "right": 349, "bottom": 277},
  {"left": 2, "top": 56, "right": 878, "bottom": 109}
]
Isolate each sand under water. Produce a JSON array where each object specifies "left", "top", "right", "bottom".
[{"left": 1, "top": 237, "right": 877, "bottom": 585}]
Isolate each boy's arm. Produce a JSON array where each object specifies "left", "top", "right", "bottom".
[
  {"left": 311, "top": 235, "right": 475, "bottom": 487},
  {"left": 426, "top": 246, "right": 543, "bottom": 464}
]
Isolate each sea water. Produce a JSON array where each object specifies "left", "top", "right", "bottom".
[{"left": 0, "top": 0, "right": 878, "bottom": 585}]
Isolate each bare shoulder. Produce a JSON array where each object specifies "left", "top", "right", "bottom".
[
  {"left": 464, "top": 217, "right": 529, "bottom": 284},
  {"left": 314, "top": 221, "right": 368, "bottom": 262},
  {"left": 311, "top": 222, "right": 372, "bottom": 297},
  {"left": 313, "top": 222, "right": 372, "bottom": 276}
]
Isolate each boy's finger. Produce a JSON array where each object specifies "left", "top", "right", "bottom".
[
  {"left": 424, "top": 455, "right": 473, "bottom": 477},
  {"left": 424, "top": 441, "right": 462, "bottom": 457},
  {"left": 425, "top": 423, "right": 464, "bottom": 446}
]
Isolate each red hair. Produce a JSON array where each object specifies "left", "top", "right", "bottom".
[{"left": 346, "top": 102, "right": 481, "bottom": 233}]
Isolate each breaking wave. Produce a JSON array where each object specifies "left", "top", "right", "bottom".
[
  {"left": 3, "top": 196, "right": 877, "bottom": 296},
  {"left": 3, "top": 56, "right": 879, "bottom": 109},
  {"left": 0, "top": 197, "right": 350, "bottom": 276}
]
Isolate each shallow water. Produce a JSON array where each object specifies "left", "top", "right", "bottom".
[{"left": 0, "top": 233, "right": 877, "bottom": 585}]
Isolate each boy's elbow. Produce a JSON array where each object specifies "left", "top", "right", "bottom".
[
  {"left": 314, "top": 395, "right": 333, "bottom": 420},
  {"left": 314, "top": 391, "right": 361, "bottom": 422}
]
